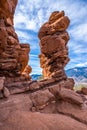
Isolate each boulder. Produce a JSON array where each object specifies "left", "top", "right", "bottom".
[
  {"left": 49, "top": 85, "right": 83, "bottom": 105},
  {"left": 81, "top": 87, "right": 87, "bottom": 95},
  {"left": 30, "top": 89, "right": 55, "bottom": 110}
]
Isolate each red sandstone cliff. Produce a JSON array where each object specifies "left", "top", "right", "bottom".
[{"left": 0, "top": 0, "right": 32, "bottom": 77}]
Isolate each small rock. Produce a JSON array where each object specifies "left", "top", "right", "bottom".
[
  {"left": 30, "top": 89, "right": 54, "bottom": 109},
  {"left": 0, "top": 77, "right": 5, "bottom": 91},
  {"left": 0, "top": 91, "right": 4, "bottom": 99},
  {"left": 3, "top": 87, "right": 10, "bottom": 98},
  {"left": 81, "top": 87, "right": 87, "bottom": 95},
  {"left": 29, "top": 81, "right": 40, "bottom": 91}
]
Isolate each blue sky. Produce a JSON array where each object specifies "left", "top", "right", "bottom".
[{"left": 14, "top": 0, "right": 87, "bottom": 74}]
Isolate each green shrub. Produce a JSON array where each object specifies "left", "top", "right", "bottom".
[
  {"left": 74, "top": 84, "right": 86, "bottom": 91},
  {"left": 38, "top": 75, "right": 44, "bottom": 80}
]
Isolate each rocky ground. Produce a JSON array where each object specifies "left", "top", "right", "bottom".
[
  {"left": 0, "top": 76, "right": 87, "bottom": 130},
  {"left": 0, "top": 0, "right": 87, "bottom": 130}
]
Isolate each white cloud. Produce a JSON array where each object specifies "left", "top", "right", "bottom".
[
  {"left": 16, "top": 30, "right": 31, "bottom": 40},
  {"left": 26, "top": 19, "right": 37, "bottom": 31},
  {"left": 69, "top": 23, "right": 87, "bottom": 43},
  {"left": 76, "top": 62, "right": 87, "bottom": 67},
  {"left": 14, "top": 13, "right": 26, "bottom": 25},
  {"left": 14, "top": 0, "right": 87, "bottom": 37},
  {"left": 66, "top": 60, "right": 87, "bottom": 70},
  {"left": 68, "top": 41, "right": 87, "bottom": 54},
  {"left": 14, "top": 12, "right": 38, "bottom": 31}
]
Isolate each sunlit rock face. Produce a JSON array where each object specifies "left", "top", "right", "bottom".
[
  {"left": 38, "top": 11, "right": 70, "bottom": 79},
  {"left": 0, "top": 0, "right": 32, "bottom": 77}
]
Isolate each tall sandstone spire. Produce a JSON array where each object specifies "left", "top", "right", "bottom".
[{"left": 38, "top": 11, "right": 70, "bottom": 80}]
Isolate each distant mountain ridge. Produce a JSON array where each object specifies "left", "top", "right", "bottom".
[
  {"left": 31, "top": 67, "right": 87, "bottom": 82},
  {"left": 66, "top": 67, "right": 87, "bottom": 78},
  {"left": 31, "top": 74, "right": 41, "bottom": 80},
  {"left": 66, "top": 67, "right": 87, "bottom": 83}
]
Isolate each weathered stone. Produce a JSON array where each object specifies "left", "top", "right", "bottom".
[
  {"left": 30, "top": 89, "right": 55, "bottom": 110},
  {"left": 40, "top": 35, "right": 66, "bottom": 54},
  {"left": 38, "top": 11, "right": 71, "bottom": 82},
  {"left": 38, "top": 15, "right": 70, "bottom": 39},
  {"left": 0, "top": 0, "right": 32, "bottom": 77},
  {"left": 19, "top": 44, "right": 30, "bottom": 72},
  {"left": 49, "top": 11, "right": 65, "bottom": 24},
  {"left": 29, "top": 81, "right": 40, "bottom": 91},
  {"left": 0, "top": 91, "right": 3, "bottom": 99},
  {"left": 81, "top": 87, "right": 87, "bottom": 95},
  {"left": 49, "top": 85, "right": 83, "bottom": 105},
  {"left": 0, "top": 94, "right": 33, "bottom": 121},
  {"left": 7, "top": 36, "right": 18, "bottom": 45},
  {"left": 60, "top": 78, "right": 75, "bottom": 90},
  {"left": 0, "top": 77, "right": 5, "bottom": 90},
  {"left": 3, "top": 87, "right": 10, "bottom": 98},
  {"left": 1, "top": 110, "right": 87, "bottom": 130},
  {"left": 56, "top": 101, "right": 87, "bottom": 126},
  {"left": 50, "top": 16, "right": 70, "bottom": 32},
  {"left": 0, "top": 27, "right": 8, "bottom": 53},
  {"left": 22, "top": 65, "right": 32, "bottom": 79},
  {"left": 6, "top": 17, "right": 13, "bottom": 26}
]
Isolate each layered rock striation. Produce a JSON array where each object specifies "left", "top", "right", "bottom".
[
  {"left": 0, "top": 0, "right": 31, "bottom": 77},
  {"left": 38, "top": 11, "right": 70, "bottom": 80}
]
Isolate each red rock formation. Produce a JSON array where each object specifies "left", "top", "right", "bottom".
[
  {"left": 1, "top": 110, "right": 87, "bottom": 130},
  {"left": 0, "top": 77, "right": 87, "bottom": 130},
  {"left": 38, "top": 11, "right": 70, "bottom": 80},
  {"left": 0, "top": 1, "right": 87, "bottom": 129},
  {"left": 0, "top": 0, "right": 31, "bottom": 77}
]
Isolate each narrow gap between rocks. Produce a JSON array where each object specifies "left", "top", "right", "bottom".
[{"left": 14, "top": 0, "right": 42, "bottom": 80}]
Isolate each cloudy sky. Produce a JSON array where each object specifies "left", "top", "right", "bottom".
[{"left": 14, "top": 0, "right": 87, "bottom": 74}]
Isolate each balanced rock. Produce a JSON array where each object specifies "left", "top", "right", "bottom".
[{"left": 38, "top": 11, "right": 71, "bottom": 82}]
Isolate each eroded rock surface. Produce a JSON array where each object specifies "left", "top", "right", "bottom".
[
  {"left": 0, "top": 77, "right": 87, "bottom": 130},
  {"left": 0, "top": 0, "right": 31, "bottom": 77},
  {"left": 38, "top": 11, "right": 70, "bottom": 80},
  {"left": 1, "top": 110, "right": 87, "bottom": 130}
]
